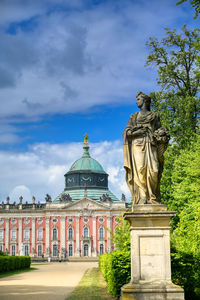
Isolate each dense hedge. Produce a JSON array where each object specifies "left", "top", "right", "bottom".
[
  {"left": 99, "top": 248, "right": 200, "bottom": 300},
  {"left": 0, "top": 256, "right": 31, "bottom": 273},
  {"left": 99, "top": 250, "right": 131, "bottom": 298},
  {"left": 171, "top": 247, "right": 200, "bottom": 300}
]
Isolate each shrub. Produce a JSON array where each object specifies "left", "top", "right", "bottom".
[
  {"left": 99, "top": 250, "right": 131, "bottom": 298},
  {"left": 0, "top": 250, "right": 8, "bottom": 256},
  {"left": 0, "top": 256, "right": 31, "bottom": 273},
  {"left": 171, "top": 247, "right": 200, "bottom": 300}
]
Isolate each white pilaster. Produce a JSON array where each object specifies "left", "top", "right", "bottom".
[
  {"left": 75, "top": 216, "right": 80, "bottom": 256},
  {"left": 45, "top": 217, "right": 50, "bottom": 256},
  {"left": 5, "top": 218, "right": 9, "bottom": 253},
  {"left": 60, "top": 216, "right": 65, "bottom": 258},
  {"left": 92, "top": 216, "right": 97, "bottom": 257},
  {"left": 31, "top": 217, "right": 35, "bottom": 256},
  {"left": 107, "top": 215, "right": 112, "bottom": 253},
  {"left": 18, "top": 218, "right": 23, "bottom": 255}
]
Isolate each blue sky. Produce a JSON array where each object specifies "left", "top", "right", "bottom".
[{"left": 0, "top": 0, "right": 198, "bottom": 202}]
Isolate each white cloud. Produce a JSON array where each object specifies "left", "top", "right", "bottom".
[
  {"left": 0, "top": 0, "right": 196, "bottom": 124},
  {"left": 9, "top": 185, "right": 32, "bottom": 203},
  {"left": 0, "top": 140, "right": 131, "bottom": 203}
]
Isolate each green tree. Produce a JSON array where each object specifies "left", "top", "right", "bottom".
[
  {"left": 172, "top": 202, "right": 200, "bottom": 256},
  {"left": 177, "top": 0, "right": 200, "bottom": 18},
  {"left": 171, "top": 133, "right": 200, "bottom": 213},
  {"left": 112, "top": 216, "right": 130, "bottom": 251},
  {"left": 146, "top": 26, "right": 200, "bottom": 147}
]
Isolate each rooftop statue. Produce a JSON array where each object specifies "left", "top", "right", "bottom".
[{"left": 123, "top": 91, "right": 170, "bottom": 205}]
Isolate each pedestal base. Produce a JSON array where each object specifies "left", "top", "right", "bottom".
[
  {"left": 121, "top": 280, "right": 184, "bottom": 300},
  {"left": 121, "top": 205, "right": 185, "bottom": 300}
]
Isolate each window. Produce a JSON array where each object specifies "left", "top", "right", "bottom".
[
  {"left": 25, "top": 245, "right": 29, "bottom": 256},
  {"left": 84, "top": 244, "right": 88, "bottom": 256},
  {"left": 0, "top": 245, "right": 3, "bottom": 251},
  {"left": 53, "top": 228, "right": 57, "bottom": 240},
  {"left": 0, "top": 230, "right": 3, "bottom": 241},
  {"left": 11, "top": 230, "right": 16, "bottom": 240},
  {"left": 83, "top": 227, "right": 89, "bottom": 237},
  {"left": 100, "top": 244, "right": 104, "bottom": 255},
  {"left": 68, "top": 217, "right": 73, "bottom": 223},
  {"left": 12, "top": 219, "right": 16, "bottom": 225},
  {"left": 53, "top": 218, "right": 57, "bottom": 223},
  {"left": 99, "top": 217, "right": 104, "bottom": 223},
  {"left": 0, "top": 219, "right": 3, "bottom": 225},
  {"left": 38, "top": 244, "right": 42, "bottom": 256},
  {"left": 38, "top": 228, "right": 43, "bottom": 240},
  {"left": 84, "top": 217, "right": 88, "bottom": 223},
  {"left": 69, "top": 244, "right": 73, "bottom": 256},
  {"left": 68, "top": 227, "right": 73, "bottom": 240},
  {"left": 24, "top": 230, "right": 29, "bottom": 240},
  {"left": 11, "top": 245, "right": 16, "bottom": 256},
  {"left": 38, "top": 219, "right": 43, "bottom": 225},
  {"left": 53, "top": 244, "right": 58, "bottom": 257},
  {"left": 99, "top": 227, "right": 104, "bottom": 239},
  {"left": 25, "top": 219, "right": 30, "bottom": 224}
]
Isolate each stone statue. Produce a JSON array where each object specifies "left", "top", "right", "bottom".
[
  {"left": 45, "top": 194, "right": 52, "bottom": 202},
  {"left": 60, "top": 193, "right": 72, "bottom": 202},
  {"left": 100, "top": 194, "right": 112, "bottom": 202},
  {"left": 123, "top": 91, "right": 170, "bottom": 205}
]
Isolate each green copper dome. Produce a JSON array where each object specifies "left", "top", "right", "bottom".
[
  {"left": 69, "top": 145, "right": 106, "bottom": 174},
  {"left": 53, "top": 135, "right": 121, "bottom": 203}
]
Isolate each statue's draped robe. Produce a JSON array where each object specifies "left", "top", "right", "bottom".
[{"left": 123, "top": 111, "right": 161, "bottom": 204}]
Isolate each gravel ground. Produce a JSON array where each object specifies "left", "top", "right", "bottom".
[{"left": 0, "top": 262, "right": 98, "bottom": 300}]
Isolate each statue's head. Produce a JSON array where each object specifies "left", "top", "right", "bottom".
[{"left": 136, "top": 91, "right": 151, "bottom": 110}]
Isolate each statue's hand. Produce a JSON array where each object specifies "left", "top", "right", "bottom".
[
  {"left": 132, "top": 128, "right": 147, "bottom": 137},
  {"left": 126, "top": 130, "right": 132, "bottom": 137}
]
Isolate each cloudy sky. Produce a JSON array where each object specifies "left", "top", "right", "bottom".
[{"left": 0, "top": 0, "right": 198, "bottom": 203}]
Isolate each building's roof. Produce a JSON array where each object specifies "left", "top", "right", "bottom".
[
  {"left": 69, "top": 145, "right": 106, "bottom": 174},
  {"left": 53, "top": 135, "right": 121, "bottom": 203},
  {"left": 54, "top": 188, "right": 119, "bottom": 203}
]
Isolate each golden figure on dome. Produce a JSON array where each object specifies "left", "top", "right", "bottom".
[{"left": 84, "top": 133, "right": 89, "bottom": 145}]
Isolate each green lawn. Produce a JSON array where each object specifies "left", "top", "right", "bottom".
[
  {"left": 0, "top": 267, "right": 37, "bottom": 278},
  {"left": 66, "top": 267, "right": 116, "bottom": 300}
]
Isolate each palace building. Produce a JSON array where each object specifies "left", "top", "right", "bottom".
[{"left": 0, "top": 136, "right": 126, "bottom": 259}]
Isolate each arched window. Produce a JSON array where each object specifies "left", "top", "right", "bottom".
[
  {"left": 69, "top": 244, "right": 73, "bottom": 256},
  {"left": 11, "top": 230, "right": 16, "bottom": 240},
  {"left": 24, "top": 229, "right": 29, "bottom": 240},
  {"left": 83, "top": 227, "right": 89, "bottom": 237},
  {"left": 53, "top": 228, "right": 57, "bottom": 240},
  {"left": 100, "top": 244, "right": 104, "bottom": 255},
  {"left": 0, "top": 230, "right": 3, "bottom": 241},
  {"left": 38, "top": 228, "right": 43, "bottom": 240},
  {"left": 25, "top": 245, "right": 29, "bottom": 256},
  {"left": 11, "top": 245, "right": 16, "bottom": 256},
  {"left": 84, "top": 244, "right": 88, "bottom": 256},
  {"left": 68, "top": 227, "right": 73, "bottom": 240},
  {"left": 99, "top": 227, "right": 104, "bottom": 239},
  {"left": 38, "top": 244, "right": 42, "bottom": 256},
  {"left": 53, "top": 244, "right": 58, "bottom": 257}
]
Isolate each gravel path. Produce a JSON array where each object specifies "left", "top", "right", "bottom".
[{"left": 0, "top": 262, "right": 98, "bottom": 300}]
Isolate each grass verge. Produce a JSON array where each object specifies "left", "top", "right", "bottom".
[
  {"left": 0, "top": 267, "right": 37, "bottom": 278},
  {"left": 66, "top": 267, "right": 116, "bottom": 300}
]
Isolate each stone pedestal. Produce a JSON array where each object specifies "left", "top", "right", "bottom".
[{"left": 121, "top": 205, "right": 184, "bottom": 300}]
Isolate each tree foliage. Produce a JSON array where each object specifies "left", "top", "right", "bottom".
[
  {"left": 112, "top": 216, "right": 130, "bottom": 251},
  {"left": 146, "top": 26, "right": 200, "bottom": 147},
  {"left": 171, "top": 134, "right": 200, "bottom": 213},
  {"left": 177, "top": 0, "right": 200, "bottom": 18},
  {"left": 172, "top": 202, "right": 200, "bottom": 256}
]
